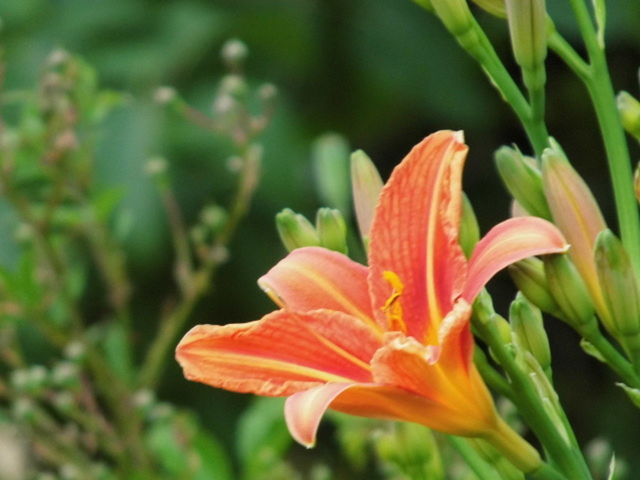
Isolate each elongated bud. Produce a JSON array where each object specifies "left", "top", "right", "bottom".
[
  {"left": 275, "top": 208, "right": 320, "bottom": 252},
  {"left": 542, "top": 140, "right": 610, "bottom": 322},
  {"left": 495, "top": 146, "right": 551, "bottom": 219},
  {"left": 544, "top": 254, "right": 595, "bottom": 328},
  {"left": 351, "top": 150, "right": 383, "bottom": 249},
  {"left": 594, "top": 230, "right": 640, "bottom": 352},
  {"left": 508, "top": 257, "right": 560, "bottom": 315},
  {"left": 411, "top": 0, "right": 433, "bottom": 11},
  {"left": 430, "top": 0, "right": 475, "bottom": 36},
  {"left": 505, "top": 0, "right": 547, "bottom": 91},
  {"left": 316, "top": 208, "right": 348, "bottom": 254},
  {"left": 617, "top": 91, "right": 640, "bottom": 140},
  {"left": 471, "top": 0, "right": 506, "bottom": 18},
  {"left": 634, "top": 162, "right": 640, "bottom": 204},
  {"left": 459, "top": 193, "right": 480, "bottom": 258},
  {"left": 312, "top": 133, "right": 351, "bottom": 214},
  {"left": 510, "top": 293, "right": 551, "bottom": 376}
]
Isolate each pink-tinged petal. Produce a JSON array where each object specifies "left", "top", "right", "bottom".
[
  {"left": 542, "top": 152, "right": 609, "bottom": 320},
  {"left": 175, "top": 309, "right": 381, "bottom": 397},
  {"left": 437, "top": 299, "right": 474, "bottom": 374},
  {"left": 368, "top": 131, "right": 468, "bottom": 341},
  {"left": 285, "top": 383, "right": 355, "bottom": 447},
  {"left": 258, "top": 247, "right": 382, "bottom": 333},
  {"left": 462, "top": 217, "right": 569, "bottom": 302},
  {"left": 369, "top": 332, "right": 497, "bottom": 435}
]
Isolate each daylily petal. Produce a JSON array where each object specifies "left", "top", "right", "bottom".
[
  {"left": 285, "top": 383, "right": 355, "bottom": 448},
  {"left": 462, "top": 217, "right": 569, "bottom": 302},
  {"left": 370, "top": 332, "right": 497, "bottom": 435},
  {"left": 437, "top": 299, "right": 474, "bottom": 375},
  {"left": 258, "top": 247, "right": 382, "bottom": 333},
  {"left": 175, "top": 309, "right": 380, "bottom": 397},
  {"left": 368, "top": 131, "right": 468, "bottom": 341}
]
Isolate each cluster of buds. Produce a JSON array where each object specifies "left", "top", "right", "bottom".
[{"left": 500, "top": 138, "right": 640, "bottom": 376}]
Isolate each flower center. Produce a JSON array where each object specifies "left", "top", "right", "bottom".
[{"left": 381, "top": 270, "right": 408, "bottom": 333}]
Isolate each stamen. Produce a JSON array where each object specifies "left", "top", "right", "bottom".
[{"left": 381, "top": 271, "right": 408, "bottom": 333}]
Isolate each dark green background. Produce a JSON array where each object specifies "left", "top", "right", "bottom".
[{"left": 2, "top": 0, "right": 640, "bottom": 473}]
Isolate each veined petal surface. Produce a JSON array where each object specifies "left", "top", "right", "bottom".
[
  {"left": 176, "top": 309, "right": 380, "bottom": 397},
  {"left": 368, "top": 131, "right": 468, "bottom": 341},
  {"left": 462, "top": 217, "right": 568, "bottom": 302},
  {"left": 258, "top": 247, "right": 381, "bottom": 333},
  {"left": 370, "top": 332, "right": 497, "bottom": 435}
]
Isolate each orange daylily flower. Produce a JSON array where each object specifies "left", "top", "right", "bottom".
[{"left": 176, "top": 131, "right": 567, "bottom": 458}]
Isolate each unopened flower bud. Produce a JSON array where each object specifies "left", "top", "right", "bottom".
[
  {"left": 221, "top": 38, "right": 248, "bottom": 69},
  {"left": 316, "top": 208, "right": 348, "bottom": 254},
  {"left": 411, "top": 0, "right": 433, "bottom": 11},
  {"left": 153, "top": 86, "right": 176, "bottom": 105},
  {"left": 350, "top": 149, "right": 383, "bottom": 249},
  {"left": 634, "top": 162, "right": 640, "bottom": 204},
  {"left": 510, "top": 293, "right": 551, "bottom": 376},
  {"left": 275, "top": 208, "right": 320, "bottom": 252},
  {"left": 471, "top": 0, "right": 506, "bottom": 17},
  {"left": 430, "top": 0, "right": 475, "bottom": 36},
  {"left": 505, "top": 0, "right": 548, "bottom": 89},
  {"left": 594, "top": 230, "right": 640, "bottom": 351},
  {"left": 544, "top": 254, "right": 595, "bottom": 328},
  {"left": 200, "top": 205, "right": 227, "bottom": 232},
  {"left": 219, "top": 74, "right": 248, "bottom": 98},
  {"left": 312, "top": 133, "right": 351, "bottom": 214},
  {"left": 542, "top": 140, "right": 610, "bottom": 322},
  {"left": 617, "top": 91, "right": 640, "bottom": 139},
  {"left": 495, "top": 146, "right": 551, "bottom": 219},
  {"left": 459, "top": 193, "right": 480, "bottom": 258},
  {"left": 508, "top": 257, "right": 559, "bottom": 315}
]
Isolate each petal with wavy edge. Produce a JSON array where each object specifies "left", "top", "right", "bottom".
[
  {"left": 175, "top": 309, "right": 381, "bottom": 397},
  {"left": 285, "top": 383, "right": 355, "bottom": 447},
  {"left": 370, "top": 332, "right": 497, "bottom": 434},
  {"left": 462, "top": 217, "right": 569, "bottom": 302},
  {"left": 258, "top": 247, "right": 382, "bottom": 333},
  {"left": 437, "top": 299, "right": 474, "bottom": 374},
  {"left": 368, "top": 131, "right": 468, "bottom": 341}
]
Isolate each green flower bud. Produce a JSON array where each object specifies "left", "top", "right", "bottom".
[
  {"left": 312, "top": 133, "right": 351, "bottom": 214},
  {"left": 508, "top": 257, "right": 560, "bottom": 315},
  {"left": 430, "top": 0, "right": 475, "bottom": 36},
  {"left": 316, "top": 208, "right": 348, "bottom": 254},
  {"left": 411, "top": 0, "right": 433, "bottom": 11},
  {"left": 510, "top": 293, "right": 551, "bottom": 376},
  {"left": 617, "top": 91, "right": 640, "bottom": 139},
  {"left": 471, "top": 0, "right": 506, "bottom": 17},
  {"left": 459, "top": 193, "right": 480, "bottom": 258},
  {"left": 617, "top": 383, "right": 640, "bottom": 410},
  {"left": 220, "top": 38, "right": 248, "bottom": 69},
  {"left": 594, "top": 230, "right": 640, "bottom": 354},
  {"left": 350, "top": 149, "right": 383, "bottom": 250},
  {"left": 495, "top": 146, "right": 551, "bottom": 219},
  {"left": 275, "top": 209, "right": 320, "bottom": 252},
  {"left": 544, "top": 254, "right": 595, "bottom": 328},
  {"left": 505, "top": 0, "right": 548, "bottom": 89}
]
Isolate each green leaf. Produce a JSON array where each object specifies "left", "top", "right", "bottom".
[{"left": 236, "top": 397, "right": 292, "bottom": 477}]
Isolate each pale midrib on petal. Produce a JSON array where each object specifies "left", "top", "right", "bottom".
[
  {"left": 187, "top": 349, "right": 359, "bottom": 384},
  {"left": 285, "top": 264, "right": 384, "bottom": 336}
]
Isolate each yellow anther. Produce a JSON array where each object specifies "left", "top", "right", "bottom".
[{"left": 382, "top": 271, "right": 407, "bottom": 333}]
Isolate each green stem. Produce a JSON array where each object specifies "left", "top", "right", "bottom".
[
  {"left": 576, "top": 320, "right": 640, "bottom": 387},
  {"left": 453, "top": 18, "right": 549, "bottom": 155},
  {"left": 474, "top": 347, "right": 514, "bottom": 401},
  {"left": 567, "top": 0, "right": 640, "bottom": 277},
  {"left": 548, "top": 32, "right": 589, "bottom": 81}
]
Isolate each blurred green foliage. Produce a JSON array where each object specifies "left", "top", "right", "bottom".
[{"left": 1, "top": 0, "right": 640, "bottom": 478}]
